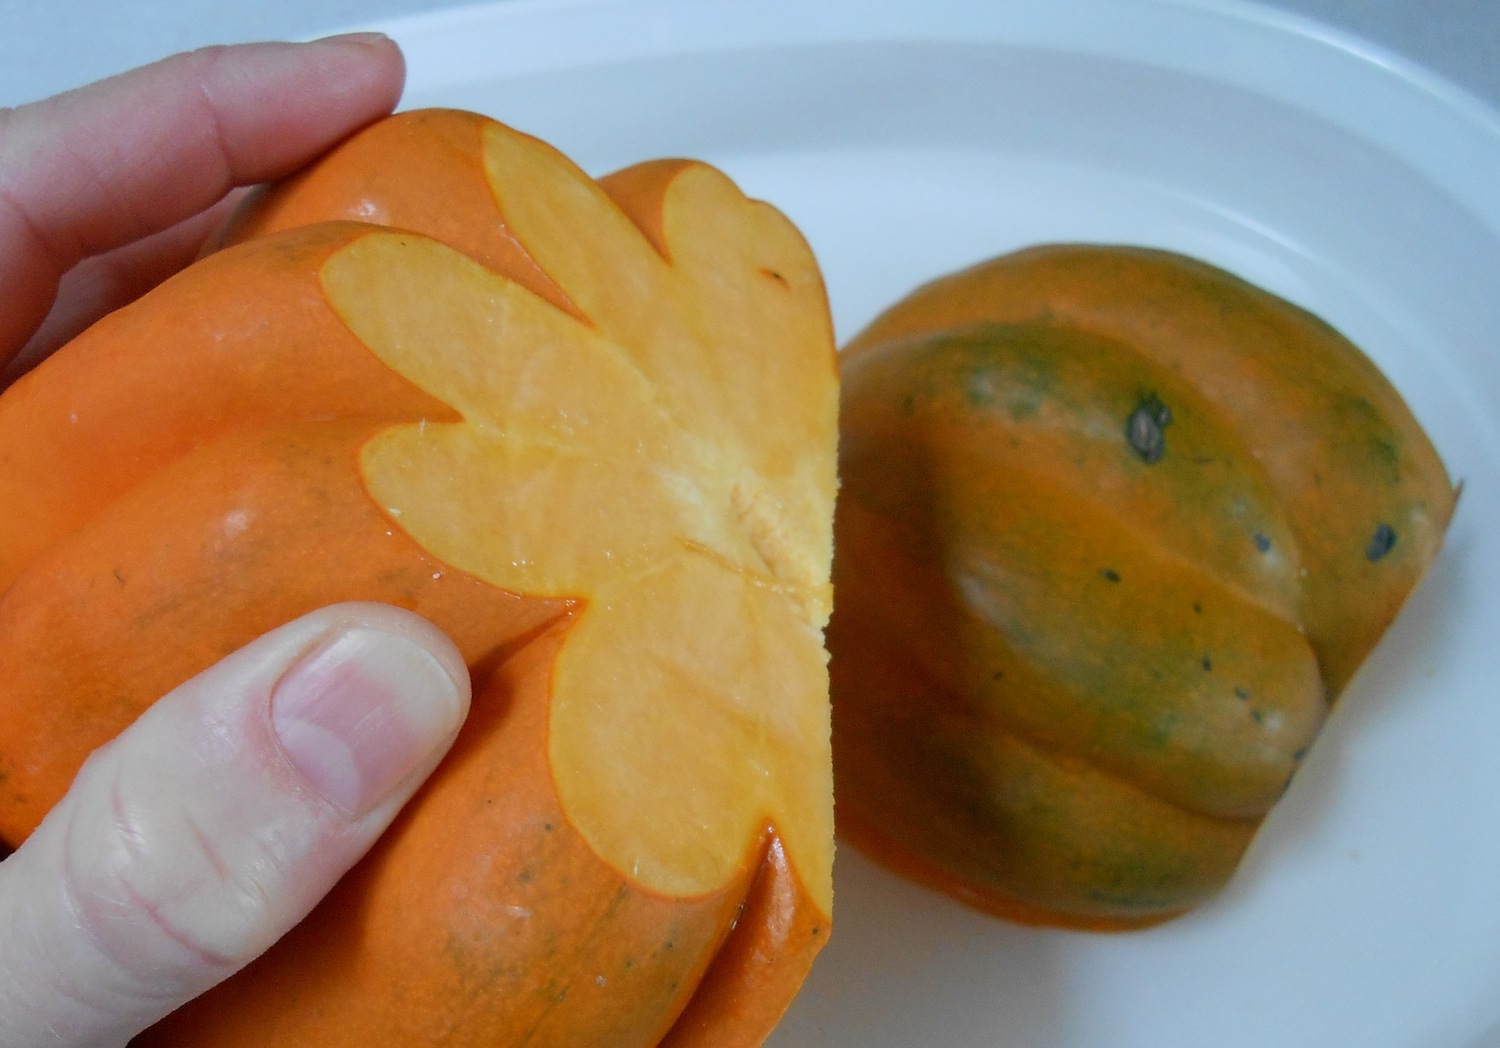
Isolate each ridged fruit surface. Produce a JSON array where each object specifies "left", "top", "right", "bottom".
[
  {"left": 0, "top": 109, "right": 839, "bottom": 1045},
  {"left": 830, "top": 243, "right": 1455, "bottom": 929}
]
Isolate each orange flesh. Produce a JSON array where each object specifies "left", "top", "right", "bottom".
[{"left": 324, "top": 119, "right": 837, "bottom": 908}]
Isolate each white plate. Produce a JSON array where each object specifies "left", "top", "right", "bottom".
[{"left": 363, "top": 1, "right": 1500, "bottom": 1045}]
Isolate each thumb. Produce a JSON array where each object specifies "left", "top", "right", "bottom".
[{"left": 0, "top": 602, "right": 470, "bottom": 1047}]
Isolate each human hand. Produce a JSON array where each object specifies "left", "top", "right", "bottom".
[
  {"left": 0, "top": 39, "right": 474, "bottom": 1047},
  {"left": 0, "top": 33, "right": 402, "bottom": 381}
]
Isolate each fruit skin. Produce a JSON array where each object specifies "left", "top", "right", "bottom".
[
  {"left": 830, "top": 244, "right": 1456, "bottom": 929},
  {"left": 0, "top": 109, "right": 837, "bottom": 1045}
]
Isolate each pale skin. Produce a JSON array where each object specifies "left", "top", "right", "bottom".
[{"left": 0, "top": 37, "right": 473, "bottom": 1046}]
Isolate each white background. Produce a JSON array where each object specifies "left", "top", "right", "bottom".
[{"left": 1, "top": 0, "right": 1498, "bottom": 112}]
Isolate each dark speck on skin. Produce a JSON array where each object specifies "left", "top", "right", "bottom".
[
  {"left": 1366, "top": 523, "right": 1398, "bottom": 562},
  {"left": 1100, "top": 568, "right": 1121, "bottom": 583},
  {"left": 1253, "top": 532, "right": 1272, "bottom": 553}
]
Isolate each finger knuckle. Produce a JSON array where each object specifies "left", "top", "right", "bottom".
[{"left": 60, "top": 758, "right": 283, "bottom": 993}]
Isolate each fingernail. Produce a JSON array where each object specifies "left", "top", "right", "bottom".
[
  {"left": 314, "top": 31, "right": 394, "bottom": 47},
  {"left": 271, "top": 627, "right": 464, "bottom": 816}
]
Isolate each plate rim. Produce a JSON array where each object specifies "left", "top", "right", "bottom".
[{"left": 350, "top": 0, "right": 1500, "bottom": 229}]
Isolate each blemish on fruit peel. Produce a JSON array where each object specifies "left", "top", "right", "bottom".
[{"left": 223, "top": 510, "right": 252, "bottom": 538}]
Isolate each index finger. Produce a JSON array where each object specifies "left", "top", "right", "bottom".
[{"left": 0, "top": 34, "right": 405, "bottom": 364}]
